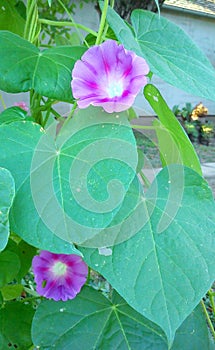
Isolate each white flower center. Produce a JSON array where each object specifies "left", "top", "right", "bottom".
[
  {"left": 107, "top": 80, "right": 123, "bottom": 98},
  {"left": 52, "top": 261, "right": 67, "bottom": 277}
]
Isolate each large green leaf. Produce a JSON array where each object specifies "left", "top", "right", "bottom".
[
  {"left": 0, "top": 250, "right": 20, "bottom": 287},
  {"left": 0, "top": 31, "right": 86, "bottom": 102},
  {"left": 82, "top": 165, "right": 215, "bottom": 344},
  {"left": 16, "top": 240, "right": 37, "bottom": 282},
  {"left": 172, "top": 304, "right": 214, "bottom": 350},
  {"left": 0, "top": 284, "right": 24, "bottom": 301},
  {"left": 0, "top": 121, "right": 80, "bottom": 254},
  {"left": 32, "top": 286, "right": 214, "bottom": 349},
  {"left": 0, "top": 168, "right": 15, "bottom": 251},
  {"left": 102, "top": 4, "right": 215, "bottom": 102},
  {"left": 144, "top": 84, "right": 202, "bottom": 175},
  {"left": 31, "top": 287, "right": 166, "bottom": 349},
  {"left": 0, "top": 107, "right": 137, "bottom": 249},
  {"left": 0, "top": 106, "right": 27, "bottom": 125},
  {"left": 0, "top": 302, "right": 34, "bottom": 349},
  {"left": 0, "top": 0, "right": 25, "bottom": 36}
]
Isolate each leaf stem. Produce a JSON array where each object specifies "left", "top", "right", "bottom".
[
  {"left": 110, "top": 0, "right": 115, "bottom": 7},
  {"left": 132, "top": 124, "right": 161, "bottom": 130},
  {"left": 86, "top": 267, "right": 91, "bottom": 284},
  {"left": 42, "top": 107, "right": 51, "bottom": 128},
  {"left": 208, "top": 288, "right": 215, "bottom": 315},
  {"left": 201, "top": 299, "right": 215, "bottom": 340},
  {"left": 95, "top": 0, "right": 109, "bottom": 45},
  {"left": 0, "top": 94, "right": 6, "bottom": 109},
  {"left": 139, "top": 170, "right": 151, "bottom": 188},
  {"left": 39, "top": 18, "right": 97, "bottom": 37},
  {"left": 63, "top": 101, "right": 78, "bottom": 128}
]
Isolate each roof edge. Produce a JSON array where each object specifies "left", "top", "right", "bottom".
[{"left": 162, "top": 4, "right": 215, "bottom": 19}]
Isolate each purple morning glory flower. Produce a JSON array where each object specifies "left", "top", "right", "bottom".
[
  {"left": 71, "top": 40, "right": 149, "bottom": 113},
  {"left": 32, "top": 251, "right": 88, "bottom": 301}
]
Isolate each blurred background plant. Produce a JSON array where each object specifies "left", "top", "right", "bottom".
[
  {"left": 173, "top": 102, "right": 214, "bottom": 145},
  {"left": 37, "top": 0, "right": 97, "bottom": 45}
]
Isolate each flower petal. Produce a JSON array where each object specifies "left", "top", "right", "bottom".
[
  {"left": 71, "top": 40, "right": 149, "bottom": 113},
  {"left": 32, "top": 251, "right": 88, "bottom": 301}
]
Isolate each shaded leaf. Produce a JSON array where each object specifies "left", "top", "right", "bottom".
[
  {"left": 0, "top": 284, "right": 23, "bottom": 301},
  {"left": 0, "top": 168, "right": 15, "bottom": 251},
  {"left": 32, "top": 286, "right": 214, "bottom": 349},
  {"left": 0, "top": 106, "right": 27, "bottom": 125},
  {"left": 136, "top": 147, "right": 145, "bottom": 173},
  {"left": 0, "top": 107, "right": 137, "bottom": 250},
  {"left": 0, "top": 31, "right": 86, "bottom": 102},
  {"left": 0, "top": 302, "right": 34, "bottom": 349},
  {"left": 0, "top": 0, "right": 25, "bottom": 36},
  {"left": 0, "top": 250, "right": 20, "bottom": 287},
  {"left": 82, "top": 166, "right": 215, "bottom": 344},
  {"left": 103, "top": 4, "right": 215, "bottom": 102},
  {"left": 171, "top": 304, "right": 215, "bottom": 350},
  {"left": 0, "top": 121, "right": 81, "bottom": 254},
  {"left": 32, "top": 286, "right": 168, "bottom": 349},
  {"left": 16, "top": 240, "right": 37, "bottom": 282},
  {"left": 144, "top": 84, "right": 202, "bottom": 175}
]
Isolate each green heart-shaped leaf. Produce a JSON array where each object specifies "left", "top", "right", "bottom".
[
  {"left": 0, "top": 302, "right": 34, "bottom": 349},
  {"left": 144, "top": 84, "right": 202, "bottom": 175},
  {"left": 0, "top": 31, "right": 86, "bottom": 101},
  {"left": 103, "top": 4, "right": 215, "bottom": 102},
  {"left": 0, "top": 167, "right": 15, "bottom": 251},
  {"left": 0, "top": 107, "right": 137, "bottom": 250},
  {"left": 32, "top": 286, "right": 214, "bottom": 349},
  {"left": 0, "top": 106, "right": 27, "bottom": 125},
  {"left": 0, "top": 0, "right": 25, "bottom": 36},
  {"left": 0, "top": 250, "right": 20, "bottom": 287},
  {"left": 0, "top": 284, "right": 24, "bottom": 301},
  {"left": 82, "top": 165, "right": 215, "bottom": 344},
  {"left": 0, "top": 121, "right": 79, "bottom": 254}
]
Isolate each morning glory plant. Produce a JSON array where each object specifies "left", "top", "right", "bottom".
[{"left": 0, "top": 0, "right": 214, "bottom": 349}]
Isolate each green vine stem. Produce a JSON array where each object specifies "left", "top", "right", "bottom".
[
  {"left": 30, "top": 91, "right": 42, "bottom": 124},
  {"left": 201, "top": 299, "right": 215, "bottom": 340},
  {"left": 0, "top": 94, "right": 6, "bottom": 109},
  {"left": 139, "top": 170, "right": 151, "bottom": 188},
  {"left": 39, "top": 18, "right": 97, "bottom": 37},
  {"left": 131, "top": 124, "right": 162, "bottom": 130},
  {"left": 57, "top": 0, "right": 90, "bottom": 47},
  {"left": 208, "top": 288, "right": 215, "bottom": 315},
  {"left": 24, "top": 0, "right": 41, "bottom": 45},
  {"left": 95, "top": 0, "right": 109, "bottom": 45},
  {"left": 63, "top": 101, "right": 78, "bottom": 129},
  {"left": 101, "top": 0, "right": 114, "bottom": 39}
]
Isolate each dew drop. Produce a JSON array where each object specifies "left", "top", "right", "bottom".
[{"left": 98, "top": 247, "right": 112, "bottom": 256}]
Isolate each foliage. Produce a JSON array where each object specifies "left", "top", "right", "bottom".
[
  {"left": 113, "top": 0, "right": 165, "bottom": 20},
  {"left": 173, "top": 102, "right": 215, "bottom": 145},
  {"left": 37, "top": 0, "right": 96, "bottom": 45},
  {"left": 0, "top": 0, "right": 214, "bottom": 349}
]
